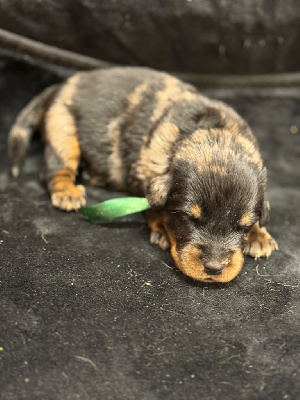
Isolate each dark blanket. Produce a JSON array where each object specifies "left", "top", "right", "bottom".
[
  {"left": 1, "top": 0, "right": 300, "bottom": 74},
  {"left": 0, "top": 60, "right": 300, "bottom": 399}
]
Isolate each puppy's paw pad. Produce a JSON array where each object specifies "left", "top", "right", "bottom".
[
  {"left": 244, "top": 236, "right": 278, "bottom": 259},
  {"left": 51, "top": 184, "right": 86, "bottom": 211},
  {"left": 150, "top": 230, "right": 170, "bottom": 250}
]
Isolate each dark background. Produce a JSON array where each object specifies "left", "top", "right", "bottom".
[
  {"left": 1, "top": 1, "right": 300, "bottom": 399},
  {"left": 1, "top": 0, "right": 300, "bottom": 74}
]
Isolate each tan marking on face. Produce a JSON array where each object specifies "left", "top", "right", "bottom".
[
  {"left": 135, "top": 122, "right": 179, "bottom": 184},
  {"left": 190, "top": 204, "right": 202, "bottom": 219},
  {"left": 240, "top": 211, "right": 252, "bottom": 226},
  {"left": 45, "top": 79, "right": 80, "bottom": 172},
  {"left": 216, "top": 249, "right": 244, "bottom": 282},
  {"left": 151, "top": 77, "right": 196, "bottom": 122},
  {"left": 165, "top": 224, "right": 244, "bottom": 282}
]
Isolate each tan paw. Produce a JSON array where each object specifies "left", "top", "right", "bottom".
[
  {"left": 146, "top": 210, "right": 170, "bottom": 250},
  {"left": 244, "top": 223, "right": 278, "bottom": 260},
  {"left": 51, "top": 184, "right": 86, "bottom": 211},
  {"left": 150, "top": 229, "right": 171, "bottom": 250}
]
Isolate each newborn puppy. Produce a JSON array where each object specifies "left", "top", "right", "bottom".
[{"left": 8, "top": 67, "right": 278, "bottom": 282}]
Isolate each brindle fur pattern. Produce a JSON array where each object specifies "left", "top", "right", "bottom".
[{"left": 8, "top": 67, "right": 278, "bottom": 282}]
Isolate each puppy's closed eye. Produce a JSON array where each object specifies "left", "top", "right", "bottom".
[{"left": 238, "top": 224, "right": 253, "bottom": 234}]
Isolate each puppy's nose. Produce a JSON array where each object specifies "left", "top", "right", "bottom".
[{"left": 204, "top": 262, "right": 226, "bottom": 275}]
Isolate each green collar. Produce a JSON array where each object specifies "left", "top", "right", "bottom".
[{"left": 79, "top": 197, "right": 151, "bottom": 221}]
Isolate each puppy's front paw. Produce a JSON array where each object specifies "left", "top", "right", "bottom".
[
  {"left": 244, "top": 222, "right": 278, "bottom": 260},
  {"left": 51, "top": 184, "right": 86, "bottom": 211},
  {"left": 150, "top": 229, "right": 170, "bottom": 250},
  {"left": 146, "top": 210, "right": 170, "bottom": 250}
]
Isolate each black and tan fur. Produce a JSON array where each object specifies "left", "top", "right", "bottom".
[{"left": 8, "top": 67, "right": 278, "bottom": 283}]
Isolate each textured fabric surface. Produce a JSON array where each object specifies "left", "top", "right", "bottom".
[
  {"left": 1, "top": 0, "right": 300, "bottom": 74},
  {"left": 0, "top": 60, "right": 300, "bottom": 400}
]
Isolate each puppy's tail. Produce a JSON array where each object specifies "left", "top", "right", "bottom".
[{"left": 7, "top": 84, "right": 60, "bottom": 177}]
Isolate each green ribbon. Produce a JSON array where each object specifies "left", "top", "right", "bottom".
[{"left": 79, "top": 197, "right": 151, "bottom": 221}]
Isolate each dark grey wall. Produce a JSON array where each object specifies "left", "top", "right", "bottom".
[{"left": 0, "top": 0, "right": 300, "bottom": 73}]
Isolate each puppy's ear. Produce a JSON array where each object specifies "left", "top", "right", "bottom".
[
  {"left": 146, "top": 174, "right": 172, "bottom": 208},
  {"left": 259, "top": 200, "right": 270, "bottom": 227}
]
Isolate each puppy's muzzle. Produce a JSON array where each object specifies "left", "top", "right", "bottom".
[{"left": 204, "top": 262, "right": 226, "bottom": 275}]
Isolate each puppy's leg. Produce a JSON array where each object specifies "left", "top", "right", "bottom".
[
  {"left": 244, "top": 222, "right": 278, "bottom": 259},
  {"left": 146, "top": 210, "right": 170, "bottom": 250},
  {"left": 44, "top": 98, "right": 86, "bottom": 211}
]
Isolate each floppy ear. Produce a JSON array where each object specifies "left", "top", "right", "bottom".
[
  {"left": 259, "top": 200, "right": 270, "bottom": 227},
  {"left": 146, "top": 174, "right": 172, "bottom": 208}
]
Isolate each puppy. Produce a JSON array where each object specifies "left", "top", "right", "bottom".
[{"left": 8, "top": 67, "right": 278, "bottom": 283}]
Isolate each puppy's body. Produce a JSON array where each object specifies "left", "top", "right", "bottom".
[{"left": 8, "top": 67, "right": 278, "bottom": 282}]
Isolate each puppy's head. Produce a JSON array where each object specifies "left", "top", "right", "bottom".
[{"left": 147, "top": 156, "right": 267, "bottom": 283}]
